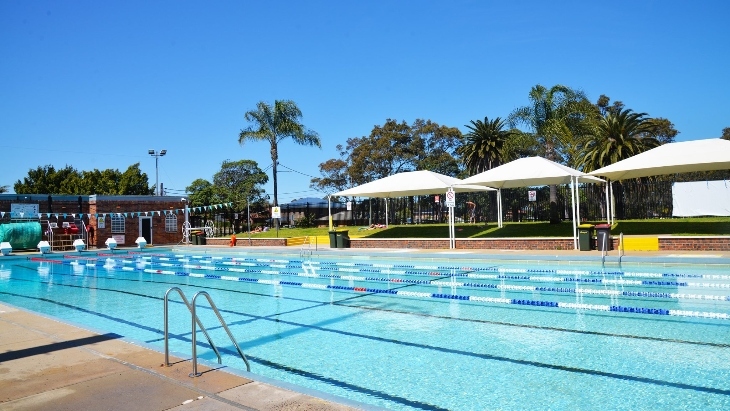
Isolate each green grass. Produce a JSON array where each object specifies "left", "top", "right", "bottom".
[{"left": 237, "top": 217, "right": 730, "bottom": 239}]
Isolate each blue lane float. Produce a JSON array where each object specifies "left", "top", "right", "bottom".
[{"left": 51, "top": 254, "right": 730, "bottom": 322}]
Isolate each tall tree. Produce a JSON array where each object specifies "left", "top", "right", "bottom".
[
  {"left": 578, "top": 108, "right": 660, "bottom": 173},
  {"left": 14, "top": 164, "right": 153, "bottom": 195},
  {"left": 313, "top": 119, "right": 463, "bottom": 194},
  {"left": 238, "top": 100, "right": 320, "bottom": 209},
  {"left": 508, "top": 84, "right": 594, "bottom": 223},
  {"left": 0, "top": 185, "right": 8, "bottom": 193},
  {"left": 456, "top": 116, "right": 513, "bottom": 174},
  {"left": 722, "top": 127, "right": 730, "bottom": 140},
  {"left": 212, "top": 159, "right": 269, "bottom": 232}
]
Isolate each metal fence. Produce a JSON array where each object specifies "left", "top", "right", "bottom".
[
  {"left": 331, "top": 179, "right": 678, "bottom": 226},
  {"left": 190, "top": 179, "right": 692, "bottom": 232}
]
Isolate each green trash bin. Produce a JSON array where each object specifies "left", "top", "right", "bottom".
[
  {"left": 336, "top": 230, "right": 350, "bottom": 248},
  {"left": 191, "top": 233, "right": 199, "bottom": 245},
  {"left": 328, "top": 230, "right": 337, "bottom": 248},
  {"left": 578, "top": 224, "right": 594, "bottom": 251},
  {"left": 595, "top": 224, "right": 612, "bottom": 251},
  {"left": 199, "top": 233, "right": 207, "bottom": 245}
]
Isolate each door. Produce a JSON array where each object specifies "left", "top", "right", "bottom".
[{"left": 140, "top": 217, "right": 152, "bottom": 244}]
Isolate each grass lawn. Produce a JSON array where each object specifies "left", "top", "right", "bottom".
[{"left": 238, "top": 217, "right": 730, "bottom": 239}]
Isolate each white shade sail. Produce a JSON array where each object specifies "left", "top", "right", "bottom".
[
  {"left": 461, "top": 157, "right": 603, "bottom": 249},
  {"left": 461, "top": 157, "right": 603, "bottom": 188},
  {"left": 334, "top": 170, "right": 495, "bottom": 198},
  {"left": 588, "top": 138, "right": 730, "bottom": 181}
]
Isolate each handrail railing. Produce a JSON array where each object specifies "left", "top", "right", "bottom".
[
  {"left": 190, "top": 291, "right": 251, "bottom": 376},
  {"left": 163, "top": 287, "right": 222, "bottom": 367}
]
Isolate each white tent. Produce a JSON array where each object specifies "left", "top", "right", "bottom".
[
  {"left": 588, "top": 138, "right": 730, "bottom": 181},
  {"left": 461, "top": 157, "right": 603, "bottom": 249},
  {"left": 331, "top": 170, "right": 494, "bottom": 248},
  {"left": 588, "top": 138, "right": 730, "bottom": 223}
]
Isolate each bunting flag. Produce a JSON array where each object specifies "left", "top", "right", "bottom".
[
  {"left": 71, "top": 214, "right": 75, "bottom": 218},
  {"left": 1, "top": 212, "right": 4, "bottom": 218}
]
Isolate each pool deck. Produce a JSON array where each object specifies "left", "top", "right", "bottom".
[
  {"left": 0, "top": 301, "right": 363, "bottom": 411},
  {"left": 2, "top": 245, "right": 730, "bottom": 410}
]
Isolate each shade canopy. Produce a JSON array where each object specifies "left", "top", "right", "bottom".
[
  {"left": 334, "top": 170, "right": 494, "bottom": 198},
  {"left": 588, "top": 138, "right": 730, "bottom": 181},
  {"left": 461, "top": 157, "right": 603, "bottom": 188}
]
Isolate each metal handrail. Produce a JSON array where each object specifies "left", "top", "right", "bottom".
[
  {"left": 190, "top": 291, "right": 251, "bottom": 377},
  {"left": 163, "top": 287, "right": 222, "bottom": 367}
]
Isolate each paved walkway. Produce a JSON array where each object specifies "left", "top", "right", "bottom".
[{"left": 0, "top": 303, "right": 361, "bottom": 411}]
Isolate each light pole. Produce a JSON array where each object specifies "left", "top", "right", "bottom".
[{"left": 148, "top": 149, "right": 167, "bottom": 196}]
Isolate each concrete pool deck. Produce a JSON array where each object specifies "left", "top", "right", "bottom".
[
  {"left": 2, "top": 246, "right": 730, "bottom": 410},
  {"left": 0, "top": 302, "right": 362, "bottom": 411}
]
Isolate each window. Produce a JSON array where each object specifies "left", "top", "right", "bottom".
[
  {"left": 165, "top": 213, "right": 177, "bottom": 233},
  {"left": 111, "top": 214, "right": 125, "bottom": 233}
]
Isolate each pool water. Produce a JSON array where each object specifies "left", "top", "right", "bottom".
[{"left": 1, "top": 250, "right": 729, "bottom": 410}]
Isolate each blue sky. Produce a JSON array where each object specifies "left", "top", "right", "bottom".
[{"left": 2, "top": 1, "right": 728, "bottom": 203}]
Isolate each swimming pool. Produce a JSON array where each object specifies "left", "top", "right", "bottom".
[{"left": 1, "top": 248, "right": 729, "bottom": 410}]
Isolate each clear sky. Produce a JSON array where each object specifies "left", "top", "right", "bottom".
[{"left": 1, "top": 1, "right": 728, "bottom": 203}]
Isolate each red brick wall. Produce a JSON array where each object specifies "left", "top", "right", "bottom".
[
  {"left": 351, "top": 238, "right": 577, "bottom": 250},
  {"left": 658, "top": 237, "right": 730, "bottom": 251},
  {"left": 90, "top": 198, "right": 186, "bottom": 247},
  {"left": 206, "top": 237, "right": 287, "bottom": 247}
]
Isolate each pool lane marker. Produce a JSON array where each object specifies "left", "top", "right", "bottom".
[
  {"left": 73, "top": 257, "right": 730, "bottom": 322},
  {"left": 37, "top": 256, "right": 730, "bottom": 305},
  {"left": 130, "top": 259, "right": 730, "bottom": 303}
]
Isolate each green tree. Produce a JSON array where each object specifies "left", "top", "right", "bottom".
[
  {"left": 238, "top": 100, "right": 320, "bottom": 209},
  {"left": 14, "top": 165, "right": 80, "bottom": 194},
  {"left": 578, "top": 108, "right": 660, "bottom": 173},
  {"left": 0, "top": 185, "right": 8, "bottom": 193},
  {"left": 14, "top": 164, "right": 152, "bottom": 195},
  {"left": 310, "top": 145, "right": 351, "bottom": 194},
  {"left": 456, "top": 116, "right": 514, "bottom": 174},
  {"left": 212, "top": 159, "right": 269, "bottom": 232},
  {"left": 722, "top": 127, "right": 730, "bottom": 140},
  {"left": 185, "top": 178, "right": 218, "bottom": 208},
  {"left": 313, "top": 119, "right": 464, "bottom": 195},
  {"left": 508, "top": 84, "right": 594, "bottom": 223}
]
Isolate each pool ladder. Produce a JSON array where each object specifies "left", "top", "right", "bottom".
[{"left": 163, "top": 287, "right": 251, "bottom": 377}]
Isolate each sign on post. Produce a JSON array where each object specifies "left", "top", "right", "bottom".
[
  {"left": 445, "top": 189, "right": 456, "bottom": 208},
  {"left": 271, "top": 207, "right": 281, "bottom": 218},
  {"left": 528, "top": 191, "right": 537, "bottom": 202}
]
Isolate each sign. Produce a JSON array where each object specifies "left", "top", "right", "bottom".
[
  {"left": 271, "top": 207, "right": 281, "bottom": 218},
  {"left": 10, "top": 203, "right": 39, "bottom": 218},
  {"left": 434, "top": 195, "right": 440, "bottom": 203},
  {"left": 112, "top": 234, "right": 125, "bottom": 244},
  {"left": 97, "top": 216, "right": 105, "bottom": 229},
  {"left": 445, "top": 189, "right": 456, "bottom": 207},
  {"left": 346, "top": 201, "right": 352, "bottom": 211},
  {"left": 234, "top": 213, "right": 239, "bottom": 220},
  {"left": 528, "top": 190, "right": 537, "bottom": 202}
]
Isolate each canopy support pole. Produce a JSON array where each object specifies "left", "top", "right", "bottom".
[
  {"left": 497, "top": 188, "right": 502, "bottom": 228},
  {"left": 385, "top": 198, "right": 389, "bottom": 227},
  {"left": 604, "top": 180, "right": 611, "bottom": 225},
  {"left": 328, "top": 195, "right": 333, "bottom": 231},
  {"left": 571, "top": 176, "right": 578, "bottom": 250}
]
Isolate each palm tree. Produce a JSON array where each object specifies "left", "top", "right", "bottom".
[
  {"left": 509, "top": 84, "right": 593, "bottom": 223},
  {"left": 238, "top": 100, "right": 320, "bottom": 209},
  {"left": 579, "top": 108, "right": 660, "bottom": 173},
  {"left": 457, "top": 116, "right": 512, "bottom": 174}
]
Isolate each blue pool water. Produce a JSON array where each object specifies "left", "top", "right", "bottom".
[{"left": 1, "top": 249, "right": 730, "bottom": 410}]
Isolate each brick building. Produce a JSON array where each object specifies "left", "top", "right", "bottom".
[{"left": 0, "top": 194, "right": 189, "bottom": 249}]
